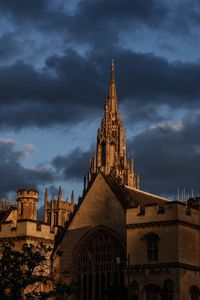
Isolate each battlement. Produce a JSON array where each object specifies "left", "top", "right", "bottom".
[
  {"left": 0, "top": 218, "right": 56, "bottom": 242},
  {"left": 126, "top": 201, "right": 200, "bottom": 227},
  {"left": 17, "top": 188, "right": 39, "bottom": 221},
  {"left": 17, "top": 188, "right": 38, "bottom": 200}
]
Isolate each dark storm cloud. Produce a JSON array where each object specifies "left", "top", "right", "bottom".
[
  {"left": 0, "top": 33, "right": 22, "bottom": 62},
  {"left": 0, "top": 0, "right": 168, "bottom": 29},
  {"left": 0, "top": 55, "right": 102, "bottom": 129},
  {"left": 1, "top": 49, "right": 200, "bottom": 129},
  {"left": 52, "top": 147, "right": 90, "bottom": 181},
  {"left": 0, "top": 0, "right": 48, "bottom": 21},
  {"left": 129, "top": 114, "right": 200, "bottom": 197},
  {"left": 0, "top": 0, "right": 197, "bottom": 46},
  {"left": 0, "top": 139, "right": 54, "bottom": 196},
  {"left": 0, "top": 0, "right": 199, "bottom": 131},
  {"left": 80, "top": 0, "right": 167, "bottom": 23},
  {"left": 117, "top": 50, "right": 200, "bottom": 101},
  {"left": 65, "top": 0, "right": 168, "bottom": 46},
  {"left": 163, "top": 1, "right": 200, "bottom": 34}
]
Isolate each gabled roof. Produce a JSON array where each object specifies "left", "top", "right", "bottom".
[
  {"left": 0, "top": 207, "right": 15, "bottom": 223},
  {"left": 102, "top": 173, "right": 168, "bottom": 207},
  {"left": 53, "top": 172, "right": 169, "bottom": 250},
  {"left": 124, "top": 185, "right": 169, "bottom": 207},
  {"left": 102, "top": 174, "right": 132, "bottom": 208}
]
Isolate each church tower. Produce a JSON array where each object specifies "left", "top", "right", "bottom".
[
  {"left": 88, "top": 60, "right": 139, "bottom": 189},
  {"left": 44, "top": 187, "right": 74, "bottom": 228}
]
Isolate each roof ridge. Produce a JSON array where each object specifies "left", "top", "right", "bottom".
[{"left": 125, "top": 185, "right": 170, "bottom": 202}]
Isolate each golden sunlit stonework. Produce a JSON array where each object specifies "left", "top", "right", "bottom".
[
  {"left": 88, "top": 60, "right": 138, "bottom": 189},
  {"left": 0, "top": 62, "right": 200, "bottom": 300}
]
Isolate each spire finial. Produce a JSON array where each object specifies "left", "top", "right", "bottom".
[
  {"left": 58, "top": 186, "right": 62, "bottom": 202},
  {"left": 108, "top": 58, "right": 117, "bottom": 103},
  {"left": 71, "top": 190, "right": 75, "bottom": 204},
  {"left": 44, "top": 188, "right": 48, "bottom": 204},
  {"left": 111, "top": 58, "right": 115, "bottom": 82}
]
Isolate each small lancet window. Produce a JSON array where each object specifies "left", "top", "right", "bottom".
[
  {"left": 190, "top": 286, "right": 200, "bottom": 300},
  {"left": 130, "top": 281, "right": 139, "bottom": 300},
  {"left": 162, "top": 279, "right": 173, "bottom": 300},
  {"left": 144, "top": 233, "right": 159, "bottom": 262}
]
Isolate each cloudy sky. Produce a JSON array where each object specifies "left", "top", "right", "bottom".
[{"left": 1, "top": 0, "right": 200, "bottom": 204}]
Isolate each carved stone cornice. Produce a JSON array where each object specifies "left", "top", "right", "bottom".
[
  {"left": 128, "top": 262, "right": 200, "bottom": 272},
  {"left": 0, "top": 235, "right": 54, "bottom": 244},
  {"left": 126, "top": 219, "right": 200, "bottom": 230}
]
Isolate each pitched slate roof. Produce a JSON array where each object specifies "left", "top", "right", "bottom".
[
  {"left": 103, "top": 173, "right": 168, "bottom": 207},
  {"left": 124, "top": 185, "right": 168, "bottom": 207},
  {"left": 0, "top": 207, "right": 14, "bottom": 223}
]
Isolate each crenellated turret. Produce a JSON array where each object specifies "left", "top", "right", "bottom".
[{"left": 17, "top": 188, "right": 38, "bottom": 220}]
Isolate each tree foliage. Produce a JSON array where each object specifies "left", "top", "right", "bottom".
[{"left": 0, "top": 241, "right": 77, "bottom": 300}]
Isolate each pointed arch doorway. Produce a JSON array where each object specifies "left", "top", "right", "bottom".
[{"left": 74, "top": 226, "right": 126, "bottom": 300}]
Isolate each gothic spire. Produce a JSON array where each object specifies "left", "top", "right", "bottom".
[
  {"left": 108, "top": 59, "right": 117, "bottom": 111},
  {"left": 44, "top": 188, "right": 48, "bottom": 203},
  {"left": 94, "top": 61, "right": 139, "bottom": 188},
  {"left": 71, "top": 190, "right": 75, "bottom": 204}
]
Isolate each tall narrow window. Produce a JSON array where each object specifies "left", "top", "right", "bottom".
[
  {"left": 190, "top": 286, "right": 200, "bottom": 300},
  {"left": 162, "top": 279, "right": 173, "bottom": 300},
  {"left": 145, "top": 284, "right": 160, "bottom": 300},
  {"left": 54, "top": 212, "right": 58, "bottom": 226},
  {"left": 47, "top": 212, "right": 51, "bottom": 224},
  {"left": 145, "top": 233, "right": 159, "bottom": 261},
  {"left": 130, "top": 281, "right": 139, "bottom": 300}
]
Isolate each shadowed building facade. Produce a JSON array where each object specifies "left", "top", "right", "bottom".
[
  {"left": 52, "top": 62, "right": 200, "bottom": 300},
  {"left": 0, "top": 62, "right": 199, "bottom": 300}
]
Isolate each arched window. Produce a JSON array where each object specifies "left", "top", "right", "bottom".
[
  {"left": 130, "top": 280, "right": 139, "bottom": 300},
  {"left": 145, "top": 284, "right": 160, "bottom": 300},
  {"left": 190, "top": 286, "right": 200, "bottom": 300},
  {"left": 162, "top": 279, "right": 173, "bottom": 300},
  {"left": 145, "top": 233, "right": 159, "bottom": 261},
  {"left": 76, "top": 230, "right": 125, "bottom": 300}
]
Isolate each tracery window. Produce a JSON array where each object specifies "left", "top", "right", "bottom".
[
  {"left": 145, "top": 233, "right": 159, "bottom": 261},
  {"left": 190, "top": 286, "right": 200, "bottom": 300},
  {"left": 77, "top": 230, "right": 125, "bottom": 300}
]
